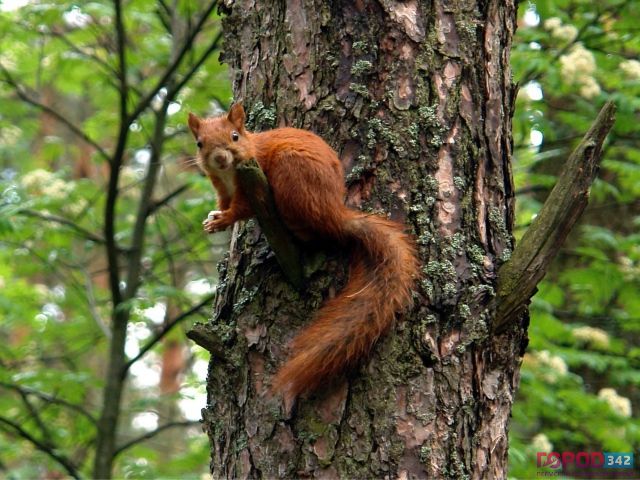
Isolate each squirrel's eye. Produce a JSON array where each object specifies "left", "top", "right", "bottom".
[
  {"left": 196, "top": 140, "right": 203, "bottom": 149},
  {"left": 231, "top": 131, "right": 239, "bottom": 142}
]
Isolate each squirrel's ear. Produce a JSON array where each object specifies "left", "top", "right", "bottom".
[
  {"left": 187, "top": 112, "right": 201, "bottom": 138},
  {"left": 227, "top": 102, "right": 246, "bottom": 132}
]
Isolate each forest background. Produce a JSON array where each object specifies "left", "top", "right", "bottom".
[{"left": 0, "top": 0, "right": 638, "bottom": 478}]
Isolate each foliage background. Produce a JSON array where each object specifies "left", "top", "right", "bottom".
[
  {"left": 0, "top": 0, "right": 231, "bottom": 477},
  {"left": 509, "top": 0, "right": 640, "bottom": 477},
  {"left": 0, "top": 0, "right": 637, "bottom": 478}
]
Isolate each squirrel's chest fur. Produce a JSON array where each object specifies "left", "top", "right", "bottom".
[{"left": 215, "top": 167, "right": 236, "bottom": 197}]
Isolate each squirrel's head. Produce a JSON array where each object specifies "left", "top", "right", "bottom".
[{"left": 187, "top": 103, "right": 255, "bottom": 175}]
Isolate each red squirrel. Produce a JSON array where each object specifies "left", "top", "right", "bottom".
[{"left": 188, "top": 103, "right": 419, "bottom": 400}]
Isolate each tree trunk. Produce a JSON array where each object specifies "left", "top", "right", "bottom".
[{"left": 199, "top": 1, "right": 522, "bottom": 478}]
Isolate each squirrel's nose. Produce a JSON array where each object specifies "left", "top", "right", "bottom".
[{"left": 211, "top": 149, "right": 233, "bottom": 169}]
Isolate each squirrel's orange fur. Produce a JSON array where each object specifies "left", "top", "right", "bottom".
[{"left": 188, "top": 104, "right": 419, "bottom": 400}]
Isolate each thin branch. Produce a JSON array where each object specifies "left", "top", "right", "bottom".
[
  {"left": 123, "top": 102, "right": 170, "bottom": 301},
  {"left": 187, "top": 322, "right": 228, "bottom": 359},
  {"left": 0, "top": 240, "right": 114, "bottom": 335},
  {"left": 166, "top": 30, "right": 223, "bottom": 99},
  {"left": 113, "top": 421, "right": 200, "bottom": 456},
  {"left": 0, "top": 382, "right": 97, "bottom": 425},
  {"left": 164, "top": 125, "right": 189, "bottom": 140},
  {"left": 103, "top": 0, "right": 134, "bottom": 308},
  {"left": 146, "top": 183, "right": 190, "bottom": 216},
  {"left": 93, "top": 5, "right": 132, "bottom": 477},
  {"left": 44, "top": 27, "right": 119, "bottom": 80},
  {"left": 18, "top": 209, "right": 106, "bottom": 244},
  {"left": 154, "top": 212, "right": 179, "bottom": 289},
  {"left": 114, "top": 0, "right": 128, "bottom": 118},
  {"left": 121, "top": 293, "right": 216, "bottom": 376},
  {"left": 82, "top": 266, "right": 112, "bottom": 339},
  {"left": 551, "top": 308, "right": 639, "bottom": 325},
  {"left": 0, "top": 63, "right": 110, "bottom": 162},
  {"left": 0, "top": 416, "right": 81, "bottom": 479},
  {"left": 127, "top": 0, "right": 218, "bottom": 123},
  {"left": 17, "top": 390, "right": 53, "bottom": 447},
  {"left": 494, "top": 101, "right": 617, "bottom": 331},
  {"left": 41, "top": 26, "right": 144, "bottom": 98},
  {"left": 155, "top": 2, "right": 172, "bottom": 33},
  {"left": 157, "top": 0, "right": 171, "bottom": 16}
]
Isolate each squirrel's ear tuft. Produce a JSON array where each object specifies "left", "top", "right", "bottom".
[
  {"left": 187, "top": 113, "right": 201, "bottom": 138},
  {"left": 227, "top": 102, "right": 246, "bottom": 132}
]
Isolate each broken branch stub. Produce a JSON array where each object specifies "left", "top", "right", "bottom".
[
  {"left": 494, "top": 101, "right": 616, "bottom": 331},
  {"left": 235, "top": 159, "right": 304, "bottom": 289}
]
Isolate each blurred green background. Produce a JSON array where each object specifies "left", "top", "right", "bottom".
[{"left": 0, "top": 0, "right": 638, "bottom": 478}]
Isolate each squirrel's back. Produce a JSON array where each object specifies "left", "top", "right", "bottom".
[
  {"left": 252, "top": 128, "right": 342, "bottom": 173},
  {"left": 250, "top": 127, "right": 348, "bottom": 241}
]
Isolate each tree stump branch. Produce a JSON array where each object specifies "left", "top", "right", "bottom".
[
  {"left": 494, "top": 101, "right": 616, "bottom": 331},
  {"left": 235, "top": 158, "right": 304, "bottom": 288},
  {"left": 186, "top": 323, "right": 229, "bottom": 360}
]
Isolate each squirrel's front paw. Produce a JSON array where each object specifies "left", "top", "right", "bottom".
[
  {"left": 203, "top": 210, "right": 223, "bottom": 224},
  {"left": 203, "top": 211, "right": 230, "bottom": 233}
]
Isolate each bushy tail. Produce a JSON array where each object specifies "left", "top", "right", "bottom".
[{"left": 270, "top": 212, "right": 419, "bottom": 400}]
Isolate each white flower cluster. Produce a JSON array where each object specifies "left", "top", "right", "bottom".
[
  {"left": 33, "top": 283, "right": 50, "bottom": 301},
  {"left": 64, "top": 198, "right": 89, "bottom": 216},
  {"left": 526, "top": 350, "right": 568, "bottom": 383},
  {"left": 544, "top": 17, "right": 562, "bottom": 31},
  {"left": 598, "top": 388, "right": 632, "bottom": 418},
  {"left": 572, "top": 326, "right": 610, "bottom": 349},
  {"left": 618, "top": 254, "right": 640, "bottom": 281},
  {"left": 559, "top": 43, "right": 601, "bottom": 99},
  {"left": 0, "top": 125, "right": 22, "bottom": 146},
  {"left": 620, "top": 59, "right": 640, "bottom": 80},
  {"left": 21, "top": 169, "right": 74, "bottom": 199},
  {"left": 544, "top": 17, "right": 578, "bottom": 42},
  {"left": 578, "top": 76, "right": 601, "bottom": 99},
  {"left": 531, "top": 433, "right": 553, "bottom": 453},
  {"left": 0, "top": 50, "right": 17, "bottom": 69},
  {"left": 22, "top": 169, "right": 54, "bottom": 188},
  {"left": 560, "top": 45, "right": 596, "bottom": 78}
]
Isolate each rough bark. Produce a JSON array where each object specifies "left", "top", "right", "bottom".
[{"left": 197, "top": 1, "right": 520, "bottom": 478}]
